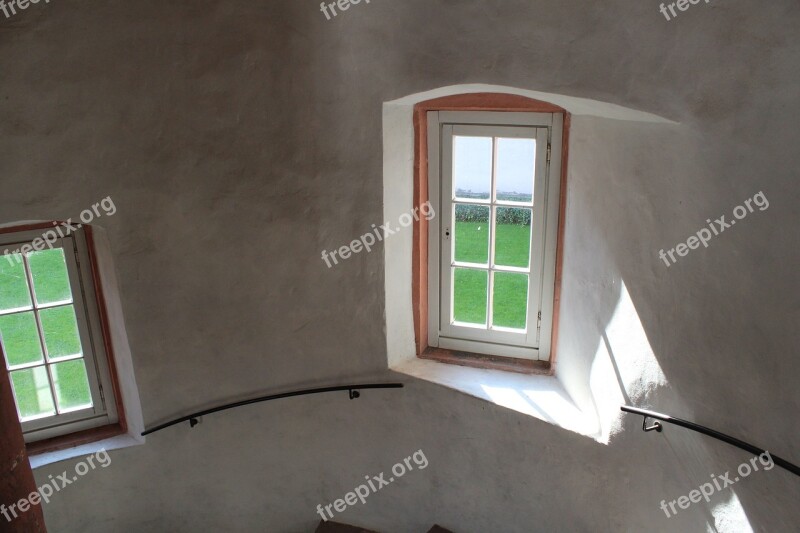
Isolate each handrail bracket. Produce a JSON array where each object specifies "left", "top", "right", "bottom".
[{"left": 642, "top": 416, "right": 663, "bottom": 433}]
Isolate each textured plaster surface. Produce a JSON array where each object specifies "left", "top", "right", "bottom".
[{"left": 0, "top": 1, "right": 798, "bottom": 531}]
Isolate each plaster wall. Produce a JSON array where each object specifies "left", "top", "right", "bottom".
[{"left": 0, "top": 1, "right": 797, "bottom": 531}]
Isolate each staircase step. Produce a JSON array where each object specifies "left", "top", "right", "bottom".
[
  {"left": 315, "top": 519, "right": 455, "bottom": 533},
  {"left": 315, "top": 520, "right": 380, "bottom": 533}
]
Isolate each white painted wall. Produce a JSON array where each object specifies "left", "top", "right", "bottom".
[{"left": 0, "top": 1, "right": 797, "bottom": 531}]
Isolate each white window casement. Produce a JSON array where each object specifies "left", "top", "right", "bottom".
[
  {"left": 427, "top": 111, "right": 563, "bottom": 361},
  {"left": 0, "top": 228, "right": 119, "bottom": 443}
]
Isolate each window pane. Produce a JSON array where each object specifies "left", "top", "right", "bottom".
[
  {"left": 496, "top": 138, "right": 535, "bottom": 203},
  {"left": 10, "top": 366, "right": 55, "bottom": 420},
  {"left": 453, "top": 268, "right": 488, "bottom": 325},
  {"left": 0, "top": 312, "right": 44, "bottom": 367},
  {"left": 0, "top": 254, "right": 32, "bottom": 312},
  {"left": 454, "top": 204, "right": 489, "bottom": 264},
  {"left": 52, "top": 359, "right": 93, "bottom": 412},
  {"left": 454, "top": 136, "right": 492, "bottom": 200},
  {"left": 39, "top": 305, "right": 82, "bottom": 360},
  {"left": 28, "top": 248, "right": 73, "bottom": 306},
  {"left": 494, "top": 207, "right": 532, "bottom": 268},
  {"left": 492, "top": 272, "right": 529, "bottom": 329}
]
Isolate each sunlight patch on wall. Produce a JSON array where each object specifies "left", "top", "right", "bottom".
[
  {"left": 590, "top": 280, "right": 667, "bottom": 441},
  {"left": 708, "top": 492, "right": 754, "bottom": 533},
  {"left": 480, "top": 384, "right": 594, "bottom": 436}
]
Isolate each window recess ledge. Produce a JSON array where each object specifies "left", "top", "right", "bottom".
[
  {"left": 391, "top": 357, "right": 603, "bottom": 441},
  {"left": 29, "top": 430, "right": 142, "bottom": 469},
  {"left": 420, "top": 347, "right": 551, "bottom": 375},
  {"left": 24, "top": 225, "right": 145, "bottom": 468}
]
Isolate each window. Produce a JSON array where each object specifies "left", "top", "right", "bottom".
[
  {"left": 426, "top": 111, "right": 563, "bottom": 363},
  {"left": 0, "top": 226, "right": 119, "bottom": 443}
]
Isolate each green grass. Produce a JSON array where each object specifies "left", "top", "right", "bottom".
[
  {"left": 39, "top": 306, "right": 83, "bottom": 358},
  {"left": 492, "top": 272, "right": 529, "bottom": 329},
  {"left": 0, "top": 313, "right": 43, "bottom": 366},
  {"left": 0, "top": 255, "right": 31, "bottom": 310},
  {"left": 28, "top": 250, "right": 72, "bottom": 304},
  {"left": 0, "top": 249, "right": 92, "bottom": 419},
  {"left": 453, "top": 221, "right": 531, "bottom": 329},
  {"left": 453, "top": 268, "right": 488, "bottom": 323},
  {"left": 10, "top": 367, "right": 55, "bottom": 418}
]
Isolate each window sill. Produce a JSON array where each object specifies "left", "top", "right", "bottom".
[
  {"left": 420, "top": 347, "right": 551, "bottom": 375},
  {"left": 24, "top": 225, "right": 146, "bottom": 468},
  {"left": 27, "top": 423, "right": 126, "bottom": 456},
  {"left": 28, "top": 425, "right": 143, "bottom": 469},
  {"left": 391, "top": 357, "right": 603, "bottom": 441}
]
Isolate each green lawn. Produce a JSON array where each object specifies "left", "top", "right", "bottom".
[
  {"left": 453, "top": 220, "right": 531, "bottom": 329},
  {"left": 0, "top": 249, "right": 92, "bottom": 419}
]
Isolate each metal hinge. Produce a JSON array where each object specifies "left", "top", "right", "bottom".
[
  {"left": 98, "top": 384, "right": 105, "bottom": 403},
  {"left": 537, "top": 311, "right": 542, "bottom": 332},
  {"left": 546, "top": 144, "right": 551, "bottom": 163}
]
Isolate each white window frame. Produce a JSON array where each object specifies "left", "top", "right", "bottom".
[
  {"left": 427, "top": 111, "right": 563, "bottom": 361},
  {"left": 0, "top": 227, "right": 118, "bottom": 442}
]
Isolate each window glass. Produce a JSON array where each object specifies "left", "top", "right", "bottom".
[
  {"left": 0, "top": 243, "right": 95, "bottom": 426},
  {"left": 454, "top": 136, "right": 492, "bottom": 201}
]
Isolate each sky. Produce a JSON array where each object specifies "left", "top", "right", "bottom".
[{"left": 453, "top": 136, "right": 536, "bottom": 200}]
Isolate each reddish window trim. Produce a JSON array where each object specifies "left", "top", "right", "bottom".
[
  {"left": 412, "top": 93, "right": 570, "bottom": 375},
  {"left": 0, "top": 222, "right": 128, "bottom": 454}
]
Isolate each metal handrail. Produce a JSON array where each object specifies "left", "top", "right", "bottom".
[
  {"left": 621, "top": 405, "right": 800, "bottom": 477},
  {"left": 142, "top": 383, "right": 404, "bottom": 436}
]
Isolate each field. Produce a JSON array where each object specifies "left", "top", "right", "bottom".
[
  {"left": 453, "top": 220, "right": 530, "bottom": 329},
  {"left": 0, "top": 249, "right": 92, "bottom": 420}
]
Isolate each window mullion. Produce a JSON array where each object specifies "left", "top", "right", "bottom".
[
  {"left": 493, "top": 265, "right": 531, "bottom": 274},
  {"left": 487, "top": 137, "right": 499, "bottom": 330},
  {"left": 21, "top": 252, "right": 60, "bottom": 416},
  {"left": 45, "top": 363, "right": 62, "bottom": 414},
  {"left": 24, "top": 256, "right": 50, "bottom": 363}
]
